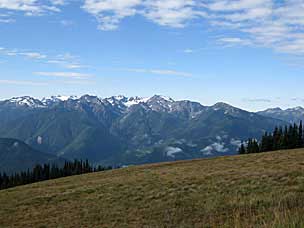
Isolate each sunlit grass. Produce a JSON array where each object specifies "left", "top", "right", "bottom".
[{"left": 1, "top": 149, "right": 304, "bottom": 227}]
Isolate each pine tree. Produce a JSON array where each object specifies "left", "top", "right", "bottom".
[
  {"left": 298, "top": 121, "right": 303, "bottom": 148},
  {"left": 238, "top": 144, "right": 246, "bottom": 154}
]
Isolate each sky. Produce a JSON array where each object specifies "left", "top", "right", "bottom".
[{"left": 0, "top": 0, "right": 304, "bottom": 111}]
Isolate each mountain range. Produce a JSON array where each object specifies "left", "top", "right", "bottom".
[
  {"left": 257, "top": 107, "right": 304, "bottom": 123},
  {"left": 0, "top": 94, "right": 302, "bottom": 171}
]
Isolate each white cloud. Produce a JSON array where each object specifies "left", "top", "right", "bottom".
[
  {"left": 0, "top": 0, "right": 64, "bottom": 15},
  {"left": 60, "top": 19, "right": 74, "bottom": 27},
  {"left": 34, "top": 71, "right": 92, "bottom": 79},
  {"left": 124, "top": 68, "right": 192, "bottom": 77},
  {"left": 82, "top": 0, "right": 141, "bottom": 30},
  {"left": 0, "top": 47, "right": 88, "bottom": 69},
  {"left": 0, "top": 79, "right": 47, "bottom": 86},
  {"left": 143, "top": 0, "right": 196, "bottom": 28},
  {"left": 0, "top": 47, "right": 47, "bottom": 59},
  {"left": 82, "top": 0, "right": 304, "bottom": 56},
  {"left": 19, "top": 52, "right": 47, "bottom": 59},
  {"left": 51, "top": 0, "right": 66, "bottom": 5},
  {"left": 207, "top": 0, "right": 271, "bottom": 11},
  {"left": 0, "top": 16, "right": 15, "bottom": 23},
  {"left": 206, "top": 0, "right": 304, "bottom": 55},
  {"left": 0, "top": 1, "right": 303, "bottom": 57},
  {"left": 183, "top": 48, "right": 194, "bottom": 53},
  {"left": 82, "top": 0, "right": 200, "bottom": 30},
  {"left": 62, "top": 80, "right": 93, "bottom": 85},
  {"left": 243, "top": 98, "right": 272, "bottom": 103},
  {"left": 47, "top": 53, "right": 88, "bottom": 69},
  {"left": 64, "top": 64, "right": 88, "bottom": 69},
  {"left": 217, "top": 37, "right": 252, "bottom": 46}
]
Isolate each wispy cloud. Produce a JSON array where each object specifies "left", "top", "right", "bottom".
[
  {"left": 60, "top": 20, "right": 75, "bottom": 27},
  {"left": 1, "top": 1, "right": 304, "bottom": 57},
  {"left": 183, "top": 48, "right": 195, "bottom": 54},
  {"left": 0, "top": 47, "right": 47, "bottom": 59},
  {"left": 217, "top": 37, "right": 253, "bottom": 47},
  {"left": 47, "top": 53, "right": 89, "bottom": 69},
  {"left": 0, "top": 79, "right": 48, "bottom": 86},
  {"left": 82, "top": 0, "right": 199, "bottom": 31},
  {"left": 34, "top": 71, "right": 92, "bottom": 79},
  {"left": 81, "top": 0, "right": 304, "bottom": 56},
  {"left": 243, "top": 98, "right": 272, "bottom": 103},
  {"left": 0, "top": 12, "right": 15, "bottom": 23},
  {"left": 0, "top": 18, "right": 15, "bottom": 23},
  {"left": 19, "top": 52, "right": 47, "bottom": 59},
  {"left": 0, "top": 47, "right": 88, "bottom": 69},
  {"left": 124, "top": 68, "right": 192, "bottom": 77},
  {"left": 62, "top": 80, "right": 94, "bottom": 85},
  {"left": 0, "top": 0, "right": 67, "bottom": 15}
]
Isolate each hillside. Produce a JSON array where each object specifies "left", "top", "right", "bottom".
[
  {"left": 0, "top": 138, "right": 64, "bottom": 174},
  {"left": 1, "top": 149, "right": 304, "bottom": 227}
]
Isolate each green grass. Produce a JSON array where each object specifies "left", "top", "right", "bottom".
[{"left": 2, "top": 149, "right": 304, "bottom": 227}]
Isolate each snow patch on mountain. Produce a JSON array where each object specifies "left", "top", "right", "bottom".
[
  {"left": 105, "top": 95, "right": 127, "bottom": 105},
  {"left": 8, "top": 96, "right": 45, "bottom": 108},
  {"left": 42, "top": 95, "right": 78, "bottom": 103},
  {"left": 125, "top": 96, "right": 150, "bottom": 107}
]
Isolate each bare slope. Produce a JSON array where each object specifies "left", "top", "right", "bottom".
[{"left": 1, "top": 149, "right": 304, "bottom": 227}]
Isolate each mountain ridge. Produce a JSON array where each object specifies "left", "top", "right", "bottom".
[{"left": 0, "top": 94, "right": 289, "bottom": 167}]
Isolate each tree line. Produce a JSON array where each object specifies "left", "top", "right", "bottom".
[
  {"left": 239, "top": 121, "right": 304, "bottom": 154},
  {"left": 0, "top": 160, "right": 114, "bottom": 190}
]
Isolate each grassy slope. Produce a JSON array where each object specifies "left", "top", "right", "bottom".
[{"left": 1, "top": 149, "right": 304, "bottom": 227}]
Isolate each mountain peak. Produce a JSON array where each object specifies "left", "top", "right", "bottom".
[
  {"left": 149, "top": 95, "right": 174, "bottom": 102},
  {"left": 124, "top": 96, "right": 150, "bottom": 107},
  {"left": 212, "top": 102, "right": 235, "bottom": 110},
  {"left": 7, "top": 96, "right": 45, "bottom": 108},
  {"left": 42, "top": 95, "right": 78, "bottom": 103},
  {"left": 289, "top": 106, "right": 304, "bottom": 111}
]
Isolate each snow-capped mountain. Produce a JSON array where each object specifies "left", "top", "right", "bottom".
[
  {"left": 258, "top": 107, "right": 304, "bottom": 123},
  {"left": 1, "top": 96, "right": 45, "bottom": 108},
  {"left": 41, "top": 95, "right": 79, "bottom": 105},
  {"left": 2, "top": 95, "right": 303, "bottom": 124},
  {"left": 0, "top": 94, "right": 288, "bottom": 167}
]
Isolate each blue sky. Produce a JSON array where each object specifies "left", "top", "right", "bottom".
[{"left": 0, "top": 0, "right": 304, "bottom": 111}]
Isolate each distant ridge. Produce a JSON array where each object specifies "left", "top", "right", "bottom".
[
  {"left": 0, "top": 138, "right": 64, "bottom": 173},
  {"left": 258, "top": 106, "right": 304, "bottom": 123}
]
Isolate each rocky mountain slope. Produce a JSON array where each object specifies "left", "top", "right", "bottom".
[{"left": 0, "top": 95, "right": 286, "bottom": 166}]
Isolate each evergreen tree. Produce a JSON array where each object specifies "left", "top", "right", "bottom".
[
  {"left": 238, "top": 144, "right": 246, "bottom": 154},
  {"left": 298, "top": 121, "right": 303, "bottom": 148},
  {"left": 0, "top": 159, "right": 114, "bottom": 190},
  {"left": 238, "top": 122, "right": 304, "bottom": 155}
]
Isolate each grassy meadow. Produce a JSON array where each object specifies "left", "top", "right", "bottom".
[{"left": 1, "top": 149, "right": 304, "bottom": 227}]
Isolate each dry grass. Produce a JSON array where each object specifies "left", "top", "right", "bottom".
[{"left": 1, "top": 149, "right": 304, "bottom": 227}]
